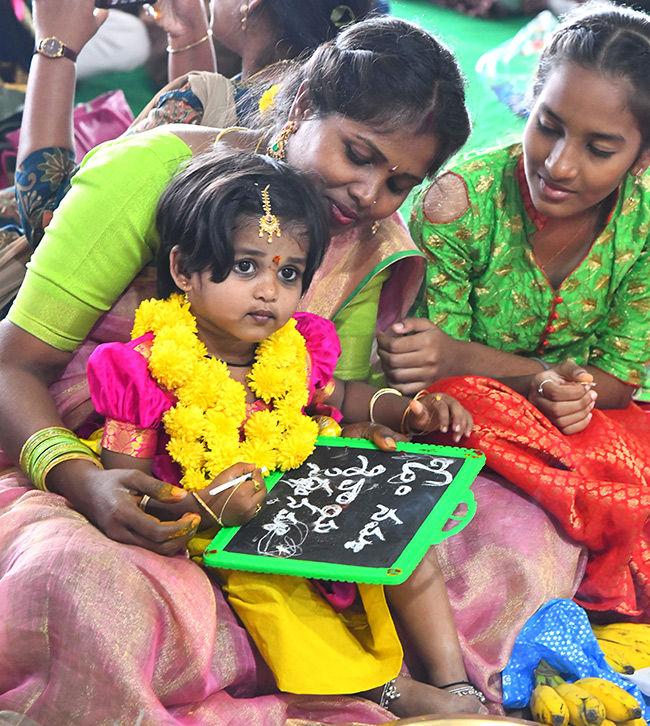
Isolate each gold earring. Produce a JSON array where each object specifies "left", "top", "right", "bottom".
[
  {"left": 241, "top": 3, "right": 248, "bottom": 30},
  {"left": 266, "top": 121, "right": 297, "bottom": 161},
  {"left": 371, "top": 222, "right": 380, "bottom": 236}
]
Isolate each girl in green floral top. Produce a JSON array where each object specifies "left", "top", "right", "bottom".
[
  {"left": 379, "top": 3, "right": 650, "bottom": 621},
  {"left": 379, "top": 1, "right": 650, "bottom": 436}
]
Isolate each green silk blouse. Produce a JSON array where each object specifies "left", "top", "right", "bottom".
[{"left": 410, "top": 143, "right": 650, "bottom": 399}]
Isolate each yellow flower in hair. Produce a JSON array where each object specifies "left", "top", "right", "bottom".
[
  {"left": 259, "top": 84, "right": 281, "bottom": 116},
  {"left": 277, "top": 416, "right": 319, "bottom": 470},
  {"left": 162, "top": 404, "right": 206, "bottom": 442}
]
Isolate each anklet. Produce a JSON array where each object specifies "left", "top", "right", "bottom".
[
  {"left": 379, "top": 678, "right": 401, "bottom": 710},
  {"left": 441, "top": 680, "right": 486, "bottom": 703}
]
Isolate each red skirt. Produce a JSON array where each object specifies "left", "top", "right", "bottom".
[{"left": 420, "top": 376, "right": 650, "bottom": 619}]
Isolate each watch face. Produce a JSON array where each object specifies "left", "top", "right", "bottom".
[{"left": 41, "top": 37, "right": 63, "bottom": 57}]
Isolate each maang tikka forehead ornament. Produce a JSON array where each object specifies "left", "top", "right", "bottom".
[{"left": 258, "top": 184, "right": 281, "bottom": 243}]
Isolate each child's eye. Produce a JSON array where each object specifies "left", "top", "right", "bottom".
[
  {"left": 279, "top": 266, "right": 300, "bottom": 283},
  {"left": 234, "top": 260, "right": 255, "bottom": 275}
]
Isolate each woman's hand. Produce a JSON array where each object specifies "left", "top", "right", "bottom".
[
  {"left": 195, "top": 462, "right": 267, "bottom": 529},
  {"left": 377, "top": 318, "right": 460, "bottom": 395},
  {"left": 406, "top": 393, "right": 474, "bottom": 443},
  {"left": 145, "top": 0, "right": 208, "bottom": 39},
  {"left": 528, "top": 360, "right": 597, "bottom": 435},
  {"left": 340, "top": 422, "right": 409, "bottom": 451},
  {"left": 50, "top": 460, "right": 201, "bottom": 556}
]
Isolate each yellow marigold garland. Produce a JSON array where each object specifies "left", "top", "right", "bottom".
[{"left": 132, "top": 294, "right": 318, "bottom": 490}]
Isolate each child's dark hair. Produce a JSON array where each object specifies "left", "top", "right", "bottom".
[
  {"left": 263, "top": 16, "right": 470, "bottom": 175},
  {"left": 156, "top": 149, "right": 329, "bottom": 298},
  {"left": 533, "top": 1, "right": 650, "bottom": 149}
]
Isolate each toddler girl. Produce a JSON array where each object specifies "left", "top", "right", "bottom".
[{"left": 87, "top": 148, "right": 484, "bottom": 718}]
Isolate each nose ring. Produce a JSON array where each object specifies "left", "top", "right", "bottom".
[{"left": 373, "top": 200, "right": 377, "bottom": 205}]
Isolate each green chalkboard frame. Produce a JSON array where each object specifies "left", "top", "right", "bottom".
[{"left": 202, "top": 437, "right": 484, "bottom": 585}]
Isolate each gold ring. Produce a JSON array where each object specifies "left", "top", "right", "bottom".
[
  {"left": 253, "top": 480, "right": 262, "bottom": 492},
  {"left": 253, "top": 503, "right": 262, "bottom": 516},
  {"left": 433, "top": 394, "right": 443, "bottom": 401},
  {"left": 139, "top": 494, "right": 150, "bottom": 512}
]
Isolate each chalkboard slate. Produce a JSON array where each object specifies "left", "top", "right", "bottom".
[{"left": 203, "top": 437, "right": 484, "bottom": 584}]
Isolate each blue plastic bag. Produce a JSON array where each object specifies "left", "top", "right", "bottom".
[{"left": 502, "top": 598, "right": 650, "bottom": 718}]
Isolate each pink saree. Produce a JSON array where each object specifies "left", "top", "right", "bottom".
[{"left": 0, "top": 274, "right": 587, "bottom": 723}]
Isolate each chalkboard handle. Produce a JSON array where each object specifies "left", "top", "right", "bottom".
[{"left": 431, "top": 489, "right": 477, "bottom": 544}]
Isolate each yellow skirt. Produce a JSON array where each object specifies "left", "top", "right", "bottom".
[{"left": 219, "top": 569, "right": 402, "bottom": 695}]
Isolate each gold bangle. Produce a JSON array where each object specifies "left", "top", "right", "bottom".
[
  {"left": 400, "top": 389, "right": 429, "bottom": 437},
  {"left": 192, "top": 491, "right": 221, "bottom": 526},
  {"left": 218, "top": 481, "right": 245, "bottom": 527},
  {"left": 369, "top": 387, "right": 402, "bottom": 424},
  {"left": 166, "top": 28, "right": 213, "bottom": 54}
]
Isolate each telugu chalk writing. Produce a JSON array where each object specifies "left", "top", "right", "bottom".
[{"left": 255, "top": 452, "right": 457, "bottom": 559}]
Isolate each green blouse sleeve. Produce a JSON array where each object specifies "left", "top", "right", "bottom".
[
  {"left": 9, "top": 130, "right": 192, "bottom": 351},
  {"left": 410, "top": 179, "right": 488, "bottom": 341},
  {"left": 334, "top": 267, "right": 390, "bottom": 382}
]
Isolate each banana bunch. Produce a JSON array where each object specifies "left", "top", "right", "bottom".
[
  {"left": 529, "top": 660, "right": 644, "bottom": 726},
  {"left": 594, "top": 623, "right": 650, "bottom": 673}
]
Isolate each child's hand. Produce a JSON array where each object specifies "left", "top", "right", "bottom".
[
  {"left": 406, "top": 393, "right": 473, "bottom": 443},
  {"left": 341, "top": 422, "right": 408, "bottom": 451},
  {"left": 195, "top": 462, "right": 267, "bottom": 529}
]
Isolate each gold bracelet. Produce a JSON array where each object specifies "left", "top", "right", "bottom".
[
  {"left": 218, "top": 481, "right": 245, "bottom": 527},
  {"left": 192, "top": 491, "right": 222, "bottom": 526},
  {"left": 369, "top": 387, "right": 402, "bottom": 424},
  {"left": 166, "top": 28, "right": 213, "bottom": 54},
  {"left": 400, "top": 389, "right": 429, "bottom": 436}
]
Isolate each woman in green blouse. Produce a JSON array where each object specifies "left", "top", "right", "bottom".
[{"left": 380, "top": 3, "right": 650, "bottom": 620}]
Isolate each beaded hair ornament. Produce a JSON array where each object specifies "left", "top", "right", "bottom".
[{"left": 259, "top": 184, "right": 281, "bottom": 243}]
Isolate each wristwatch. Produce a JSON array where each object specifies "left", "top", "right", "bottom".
[{"left": 33, "top": 37, "right": 78, "bottom": 62}]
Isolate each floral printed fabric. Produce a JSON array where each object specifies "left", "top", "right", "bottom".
[
  {"left": 14, "top": 146, "right": 76, "bottom": 247},
  {"left": 410, "top": 142, "right": 650, "bottom": 398}
]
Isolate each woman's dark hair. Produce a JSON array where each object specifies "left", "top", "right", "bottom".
[
  {"left": 267, "top": 16, "right": 470, "bottom": 175},
  {"left": 265, "top": 0, "right": 374, "bottom": 53},
  {"left": 156, "top": 149, "right": 329, "bottom": 299},
  {"left": 533, "top": 1, "right": 650, "bottom": 148}
]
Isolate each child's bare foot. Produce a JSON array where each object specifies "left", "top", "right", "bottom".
[{"left": 386, "top": 676, "right": 488, "bottom": 718}]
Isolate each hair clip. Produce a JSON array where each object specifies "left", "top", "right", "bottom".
[
  {"left": 259, "top": 185, "right": 281, "bottom": 243},
  {"left": 330, "top": 4, "right": 355, "bottom": 27}
]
